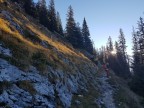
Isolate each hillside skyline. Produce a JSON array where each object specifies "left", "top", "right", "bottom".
[{"left": 34, "top": 0, "right": 144, "bottom": 55}]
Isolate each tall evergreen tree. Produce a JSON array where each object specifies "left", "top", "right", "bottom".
[
  {"left": 107, "top": 36, "right": 113, "bottom": 52},
  {"left": 117, "top": 28, "right": 131, "bottom": 78},
  {"left": 23, "top": 0, "right": 37, "bottom": 17},
  {"left": 36, "top": 0, "right": 49, "bottom": 28},
  {"left": 56, "top": 12, "right": 64, "bottom": 36},
  {"left": 115, "top": 41, "right": 120, "bottom": 55},
  {"left": 130, "top": 20, "right": 144, "bottom": 97},
  {"left": 118, "top": 28, "right": 127, "bottom": 60},
  {"left": 82, "top": 18, "right": 93, "bottom": 54},
  {"left": 138, "top": 17, "right": 144, "bottom": 64},
  {"left": 106, "top": 41, "right": 119, "bottom": 75},
  {"left": 48, "top": 0, "right": 58, "bottom": 32},
  {"left": 65, "top": 6, "right": 78, "bottom": 47},
  {"left": 132, "top": 27, "right": 141, "bottom": 66},
  {"left": 11, "top": 0, "right": 37, "bottom": 17},
  {"left": 38, "top": 0, "right": 46, "bottom": 7},
  {"left": 75, "top": 22, "right": 84, "bottom": 48}
]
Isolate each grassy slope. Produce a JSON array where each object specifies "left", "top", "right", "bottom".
[
  {"left": 0, "top": 1, "right": 95, "bottom": 74},
  {"left": 1, "top": 1, "right": 142, "bottom": 108},
  {"left": 71, "top": 66, "right": 144, "bottom": 108},
  {"left": 108, "top": 71, "right": 144, "bottom": 108}
]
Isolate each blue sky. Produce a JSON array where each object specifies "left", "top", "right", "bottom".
[{"left": 34, "top": 0, "right": 144, "bottom": 55}]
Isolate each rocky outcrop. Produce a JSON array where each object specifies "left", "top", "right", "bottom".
[
  {"left": 1, "top": 10, "right": 24, "bottom": 35},
  {"left": 0, "top": 43, "right": 12, "bottom": 57},
  {"left": 0, "top": 2, "right": 98, "bottom": 108},
  {"left": 0, "top": 55, "right": 98, "bottom": 108}
]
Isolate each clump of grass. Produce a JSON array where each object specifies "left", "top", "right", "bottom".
[
  {"left": 0, "top": 81, "right": 12, "bottom": 94},
  {"left": 108, "top": 71, "right": 143, "bottom": 108},
  {"left": 24, "top": 29, "right": 41, "bottom": 44},
  {"left": 0, "top": 102, "right": 10, "bottom": 108},
  {"left": 16, "top": 80, "right": 36, "bottom": 95},
  {"left": 114, "top": 87, "right": 142, "bottom": 108},
  {"left": 71, "top": 85, "right": 100, "bottom": 108},
  {"left": 32, "top": 51, "right": 57, "bottom": 72},
  {"left": 0, "top": 0, "right": 4, "bottom": 3},
  {"left": 0, "top": 33, "right": 31, "bottom": 70},
  {"left": 32, "top": 51, "right": 48, "bottom": 71}
]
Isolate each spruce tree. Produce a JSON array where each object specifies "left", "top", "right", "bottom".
[
  {"left": 132, "top": 28, "right": 141, "bottom": 66},
  {"left": 118, "top": 28, "right": 127, "bottom": 60},
  {"left": 115, "top": 41, "right": 120, "bottom": 55},
  {"left": 48, "top": 0, "right": 58, "bottom": 32},
  {"left": 82, "top": 18, "right": 93, "bottom": 54},
  {"left": 56, "top": 12, "right": 64, "bottom": 36},
  {"left": 23, "top": 0, "right": 37, "bottom": 17},
  {"left": 11, "top": 0, "right": 37, "bottom": 17},
  {"left": 36, "top": 0, "right": 49, "bottom": 28},
  {"left": 38, "top": 0, "right": 46, "bottom": 7},
  {"left": 130, "top": 20, "right": 144, "bottom": 97},
  {"left": 65, "top": 6, "right": 78, "bottom": 47},
  {"left": 107, "top": 36, "right": 113, "bottom": 52},
  {"left": 138, "top": 17, "right": 144, "bottom": 64},
  {"left": 75, "top": 22, "right": 84, "bottom": 48},
  {"left": 106, "top": 41, "right": 119, "bottom": 75},
  {"left": 117, "top": 28, "right": 131, "bottom": 78}
]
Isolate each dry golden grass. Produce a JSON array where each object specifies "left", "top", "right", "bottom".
[
  {"left": 0, "top": 18, "right": 41, "bottom": 50},
  {"left": 0, "top": 0, "right": 4, "bottom": 3},
  {"left": 26, "top": 24, "right": 87, "bottom": 59},
  {"left": 0, "top": 18, "right": 82, "bottom": 72},
  {"left": 0, "top": 1, "right": 95, "bottom": 73}
]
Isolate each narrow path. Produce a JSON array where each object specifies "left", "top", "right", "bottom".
[{"left": 97, "top": 72, "right": 116, "bottom": 108}]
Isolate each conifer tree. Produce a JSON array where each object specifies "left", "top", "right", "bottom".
[
  {"left": 36, "top": 0, "right": 49, "bottom": 28},
  {"left": 138, "top": 17, "right": 144, "bottom": 64},
  {"left": 56, "top": 12, "right": 64, "bottom": 36},
  {"left": 75, "top": 22, "right": 84, "bottom": 48},
  {"left": 118, "top": 28, "right": 127, "bottom": 60},
  {"left": 65, "top": 6, "right": 78, "bottom": 47},
  {"left": 82, "top": 18, "right": 93, "bottom": 54},
  {"left": 115, "top": 41, "right": 119, "bottom": 55},
  {"left": 130, "top": 20, "right": 144, "bottom": 97},
  {"left": 11, "top": 0, "right": 37, "bottom": 17},
  {"left": 117, "top": 28, "right": 130, "bottom": 78},
  {"left": 106, "top": 41, "right": 119, "bottom": 75},
  {"left": 107, "top": 36, "right": 113, "bottom": 52},
  {"left": 132, "top": 28, "right": 141, "bottom": 66},
  {"left": 48, "top": 0, "right": 58, "bottom": 32},
  {"left": 23, "top": 0, "right": 37, "bottom": 17},
  {"left": 38, "top": 0, "right": 46, "bottom": 7}
]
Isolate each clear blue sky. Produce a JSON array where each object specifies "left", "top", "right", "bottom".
[{"left": 35, "top": 0, "right": 144, "bottom": 55}]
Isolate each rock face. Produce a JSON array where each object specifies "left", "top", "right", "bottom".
[
  {"left": 0, "top": 58, "right": 98, "bottom": 108},
  {"left": 97, "top": 72, "right": 116, "bottom": 108},
  {"left": 1, "top": 10, "right": 24, "bottom": 35},
  {"left": 0, "top": 2, "right": 98, "bottom": 108},
  {"left": 0, "top": 43, "right": 12, "bottom": 57},
  {"left": 0, "top": 45, "right": 98, "bottom": 108}
]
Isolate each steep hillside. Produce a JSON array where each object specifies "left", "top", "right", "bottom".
[
  {"left": 0, "top": 1, "right": 98, "bottom": 108},
  {"left": 0, "top": 1, "right": 143, "bottom": 108}
]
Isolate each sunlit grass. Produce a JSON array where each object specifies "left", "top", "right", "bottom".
[
  {"left": 0, "top": 3, "right": 93, "bottom": 73},
  {"left": 0, "top": 0, "right": 4, "bottom": 3},
  {"left": 26, "top": 24, "right": 87, "bottom": 59},
  {"left": 0, "top": 18, "right": 41, "bottom": 49},
  {"left": 0, "top": 18, "right": 78, "bottom": 72}
]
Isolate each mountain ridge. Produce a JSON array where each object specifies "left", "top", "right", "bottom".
[
  {"left": 0, "top": 1, "right": 98, "bottom": 107},
  {"left": 0, "top": 1, "right": 143, "bottom": 108}
]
